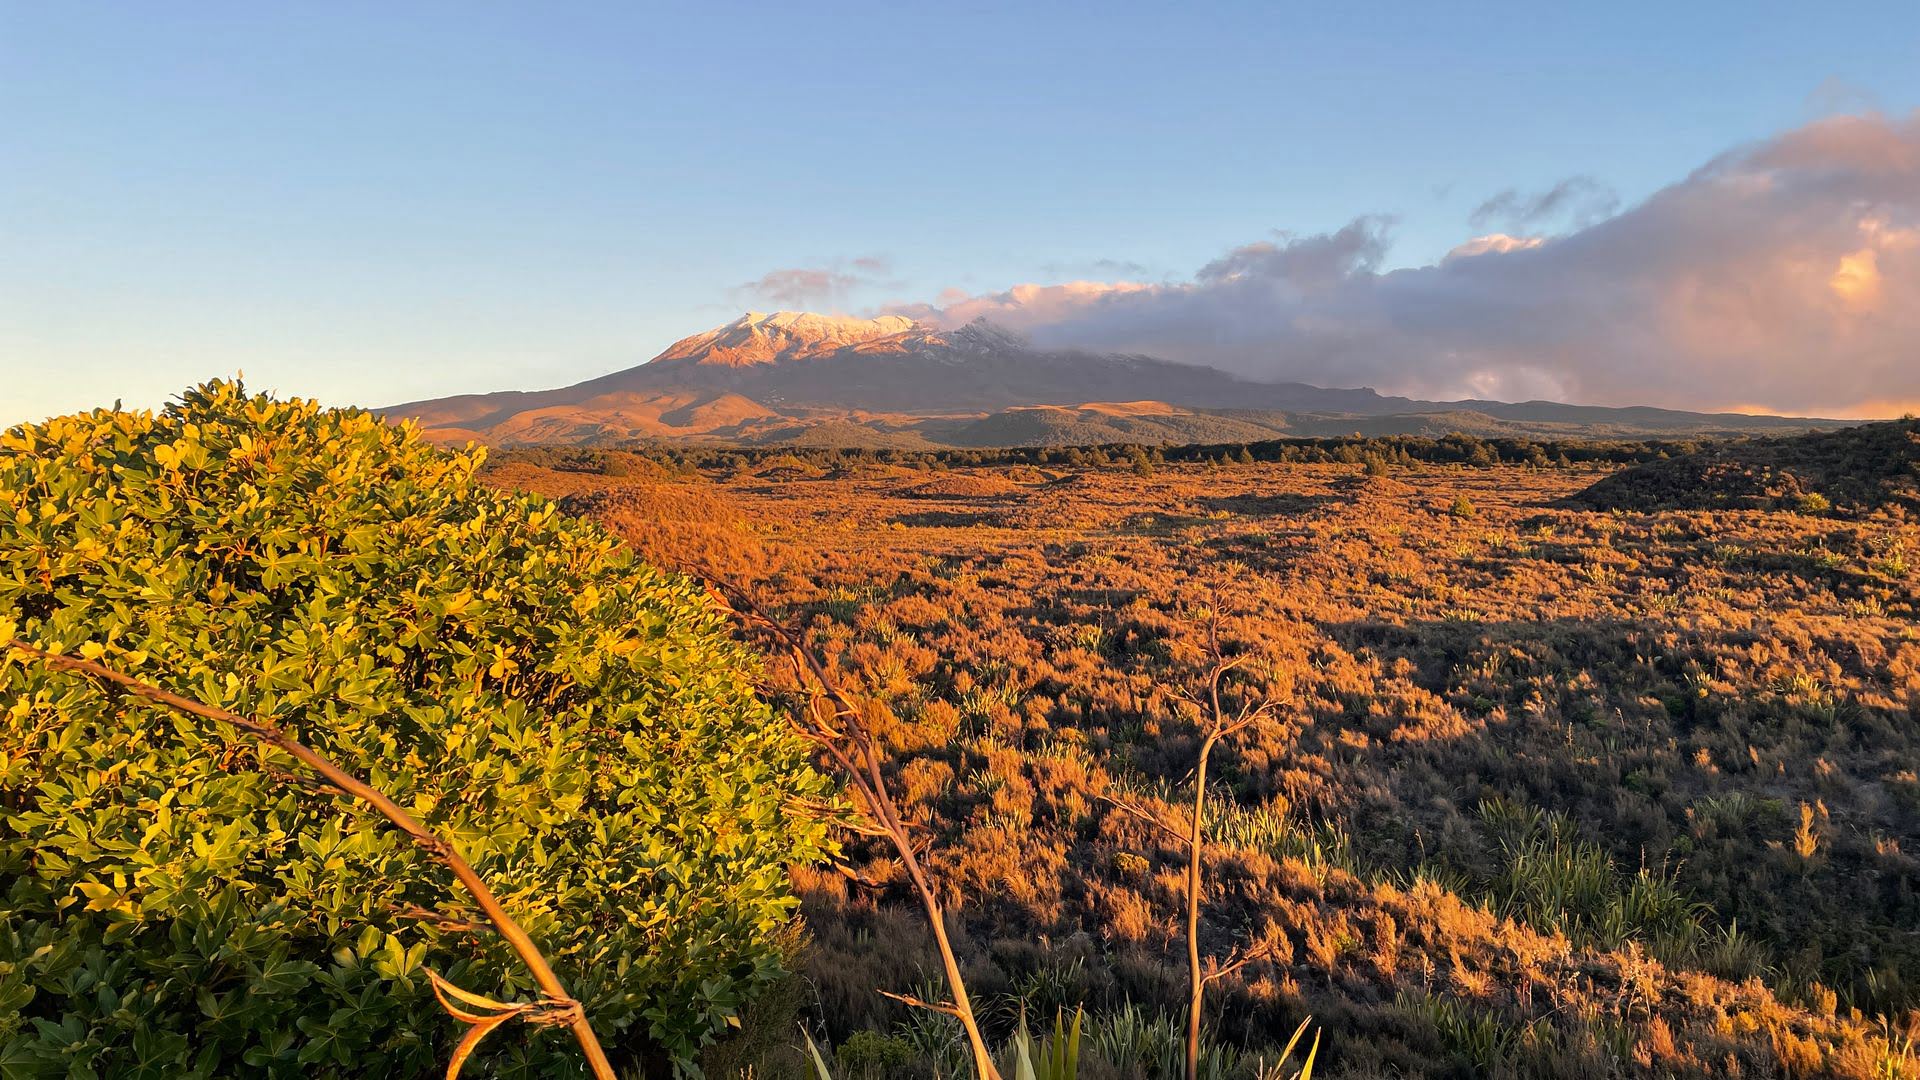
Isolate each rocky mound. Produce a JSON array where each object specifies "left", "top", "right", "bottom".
[{"left": 1573, "top": 419, "right": 1920, "bottom": 515}]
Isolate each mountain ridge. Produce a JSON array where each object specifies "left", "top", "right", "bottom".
[{"left": 381, "top": 310, "right": 1851, "bottom": 446}]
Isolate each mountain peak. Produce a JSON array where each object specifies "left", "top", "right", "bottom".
[
  {"left": 653, "top": 311, "right": 922, "bottom": 367},
  {"left": 948, "top": 316, "right": 1030, "bottom": 352},
  {"left": 734, "top": 310, "right": 919, "bottom": 337}
]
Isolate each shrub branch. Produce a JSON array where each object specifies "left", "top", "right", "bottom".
[{"left": 4, "top": 639, "right": 618, "bottom": 1080}]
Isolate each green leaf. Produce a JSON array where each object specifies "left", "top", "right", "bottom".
[{"left": 801, "top": 1028, "right": 835, "bottom": 1080}]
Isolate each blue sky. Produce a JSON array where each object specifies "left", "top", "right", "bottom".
[{"left": 5, "top": 2, "right": 1919, "bottom": 424}]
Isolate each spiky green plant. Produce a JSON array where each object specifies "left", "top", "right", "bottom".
[{"left": 803, "top": 1007, "right": 1316, "bottom": 1080}]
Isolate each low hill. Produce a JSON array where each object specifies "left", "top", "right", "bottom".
[
  {"left": 920, "top": 402, "right": 1294, "bottom": 447},
  {"left": 1572, "top": 418, "right": 1920, "bottom": 514}
]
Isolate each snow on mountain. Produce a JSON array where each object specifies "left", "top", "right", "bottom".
[{"left": 649, "top": 311, "right": 922, "bottom": 367}]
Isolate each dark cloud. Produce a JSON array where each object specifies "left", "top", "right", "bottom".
[
  {"left": 1470, "top": 175, "right": 1620, "bottom": 231},
  {"left": 1038, "top": 257, "right": 1155, "bottom": 279},
  {"left": 733, "top": 255, "right": 894, "bottom": 310},
  {"left": 918, "top": 113, "right": 1920, "bottom": 416},
  {"left": 732, "top": 267, "right": 862, "bottom": 309},
  {"left": 1804, "top": 77, "right": 1881, "bottom": 119},
  {"left": 1195, "top": 218, "right": 1392, "bottom": 287}
]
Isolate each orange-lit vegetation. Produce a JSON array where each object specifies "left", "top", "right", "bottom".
[{"left": 490, "top": 427, "right": 1920, "bottom": 1078}]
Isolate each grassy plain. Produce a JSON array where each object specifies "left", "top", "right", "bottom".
[{"left": 489, "top": 446, "right": 1920, "bottom": 1079}]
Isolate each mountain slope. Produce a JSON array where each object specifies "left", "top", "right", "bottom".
[
  {"left": 383, "top": 311, "right": 1410, "bottom": 443},
  {"left": 917, "top": 402, "right": 1294, "bottom": 448},
  {"left": 383, "top": 310, "right": 1852, "bottom": 446}
]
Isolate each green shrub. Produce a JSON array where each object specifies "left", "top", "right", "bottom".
[
  {"left": 1471, "top": 800, "right": 1703, "bottom": 956},
  {"left": 0, "top": 382, "right": 834, "bottom": 1077},
  {"left": 1449, "top": 495, "right": 1477, "bottom": 518},
  {"left": 835, "top": 1029, "right": 917, "bottom": 1076}
]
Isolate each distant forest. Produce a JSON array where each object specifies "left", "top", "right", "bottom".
[{"left": 487, "top": 432, "right": 1723, "bottom": 479}]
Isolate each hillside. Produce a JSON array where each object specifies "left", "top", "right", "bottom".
[
  {"left": 919, "top": 401, "right": 1294, "bottom": 447},
  {"left": 380, "top": 311, "right": 1849, "bottom": 446},
  {"left": 385, "top": 312, "right": 1369, "bottom": 439},
  {"left": 1574, "top": 418, "right": 1920, "bottom": 515}
]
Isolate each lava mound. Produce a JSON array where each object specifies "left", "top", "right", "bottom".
[{"left": 1572, "top": 418, "right": 1920, "bottom": 515}]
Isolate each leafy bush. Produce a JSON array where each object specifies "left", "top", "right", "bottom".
[
  {"left": 0, "top": 382, "right": 833, "bottom": 1077},
  {"left": 834, "top": 1029, "right": 917, "bottom": 1076}
]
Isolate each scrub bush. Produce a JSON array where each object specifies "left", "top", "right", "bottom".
[{"left": 0, "top": 382, "right": 832, "bottom": 1077}]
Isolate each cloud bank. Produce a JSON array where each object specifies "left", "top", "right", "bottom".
[{"left": 902, "top": 112, "right": 1920, "bottom": 417}]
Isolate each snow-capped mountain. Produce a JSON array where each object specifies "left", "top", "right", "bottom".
[
  {"left": 380, "top": 311, "right": 1834, "bottom": 446},
  {"left": 647, "top": 311, "right": 923, "bottom": 367}
]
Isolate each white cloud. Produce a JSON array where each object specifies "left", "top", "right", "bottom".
[{"left": 908, "top": 112, "right": 1920, "bottom": 417}]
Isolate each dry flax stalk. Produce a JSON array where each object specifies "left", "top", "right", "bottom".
[{"left": 707, "top": 587, "right": 1005, "bottom": 1080}]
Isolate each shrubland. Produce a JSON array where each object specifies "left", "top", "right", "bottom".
[
  {"left": 4, "top": 385, "right": 1913, "bottom": 1078},
  {"left": 491, "top": 430, "right": 1919, "bottom": 1079}
]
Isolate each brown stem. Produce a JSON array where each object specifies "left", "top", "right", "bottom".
[
  {"left": 712, "top": 589, "right": 1003, "bottom": 1080},
  {"left": 1099, "top": 793, "right": 1191, "bottom": 847},
  {"left": 807, "top": 671, "right": 1000, "bottom": 1080},
  {"left": 5, "top": 640, "right": 618, "bottom": 1080},
  {"left": 1186, "top": 729, "right": 1216, "bottom": 1080},
  {"left": 1185, "top": 613, "right": 1278, "bottom": 1080}
]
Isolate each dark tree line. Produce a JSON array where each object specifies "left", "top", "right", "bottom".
[{"left": 488, "top": 432, "right": 1721, "bottom": 480}]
